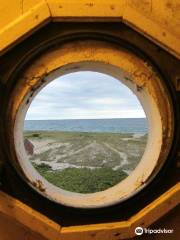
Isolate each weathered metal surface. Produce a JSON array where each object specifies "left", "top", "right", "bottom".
[
  {"left": 5, "top": 40, "right": 173, "bottom": 209},
  {"left": 0, "top": 183, "right": 179, "bottom": 240},
  {"left": 0, "top": 213, "right": 47, "bottom": 240},
  {"left": 0, "top": 0, "right": 179, "bottom": 58},
  {"left": 0, "top": 191, "right": 61, "bottom": 240},
  {"left": 0, "top": 1, "right": 179, "bottom": 239}
]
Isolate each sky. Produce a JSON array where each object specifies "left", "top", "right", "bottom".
[{"left": 25, "top": 71, "right": 145, "bottom": 120}]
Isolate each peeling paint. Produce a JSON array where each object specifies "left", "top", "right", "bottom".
[
  {"left": 32, "top": 180, "right": 46, "bottom": 192},
  {"left": 9, "top": 40, "right": 173, "bottom": 209},
  {"left": 85, "top": 3, "right": 94, "bottom": 7}
]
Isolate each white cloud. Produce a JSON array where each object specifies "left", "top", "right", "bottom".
[
  {"left": 26, "top": 71, "right": 146, "bottom": 120},
  {"left": 89, "top": 97, "right": 126, "bottom": 105}
]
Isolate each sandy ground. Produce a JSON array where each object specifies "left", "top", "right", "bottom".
[{"left": 24, "top": 131, "right": 147, "bottom": 175}]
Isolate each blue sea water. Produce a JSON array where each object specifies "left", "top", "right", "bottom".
[{"left": 24, "top": 118, "right": 148, "bottom": 133}]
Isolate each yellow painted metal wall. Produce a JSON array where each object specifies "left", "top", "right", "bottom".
[
  {"left": 0, "top": 184, "right": 179, "bottom": 239},
  {"left": 0, "top": 0, "right": 179, "bottom": 57},
  {"left": 0, "top": 1, "right": 179, "bottom": 239}
]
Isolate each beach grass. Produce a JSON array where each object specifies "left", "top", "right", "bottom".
[
  {"left": 24, "top": 131, "right": 147, "bottom": 193},
  {"left": 33, "top": 163, "right": 128, "bottom": 193}
]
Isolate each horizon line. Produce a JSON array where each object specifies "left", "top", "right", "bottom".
[{"left": 25, "top": 117, "right": 146, "bottom": 121}]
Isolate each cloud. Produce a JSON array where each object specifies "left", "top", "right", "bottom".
[{"left": 26, "top": 71, "right": 145, "bottom": 120}]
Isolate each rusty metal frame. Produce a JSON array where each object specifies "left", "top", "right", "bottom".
[
  {"left": 4, "top": 39, "right": 174, "bottom": 209},
  {"left": 0, "top": 1, "right": 179, "bottom": 238}
]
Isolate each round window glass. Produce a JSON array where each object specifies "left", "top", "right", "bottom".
[
  {"left": 23, "top": 71, "right": 148, "bottom": 194},
  {"left": 12, "top": 41, "right": 173, "bottom": 209}
]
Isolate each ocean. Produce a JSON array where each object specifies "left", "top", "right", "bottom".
[{"left": 24, "top": 118, "right": 148, "bottom": 133}]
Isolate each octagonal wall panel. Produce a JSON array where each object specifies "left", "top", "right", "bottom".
[
  {"left": 0, "top": 0, "right": 179, "bottom": 58},
  {"left": 0, "top": 184, "right": 179, "bottom": 239}
]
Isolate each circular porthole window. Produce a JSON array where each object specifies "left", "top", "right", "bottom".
[
  {"left": 9, "top": 40, "right": 173, "bottom": 209},
  {"left": 24, "top": 71, "right": 148, "bottom": 194}
]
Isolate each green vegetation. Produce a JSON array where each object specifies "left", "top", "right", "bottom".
[
  {"left": 33, "top": 163, "right": 128, "bottom": 193},
  {"left": 24, "top": 131, "right": 147, "bottom": 193}
]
